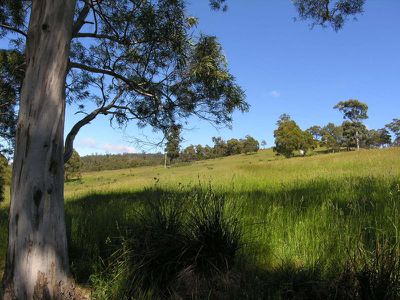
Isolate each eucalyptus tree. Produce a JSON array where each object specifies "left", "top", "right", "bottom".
[
  {"left": 165, "top": 125, "right": 182, "bottom": 164},
  {"left": 0, "top": 50, "right": 24, "bottom": 157},
  {"left": 1, "top": 1, "right": 248, "bottom": 297},
  {"left": 334, "top": 99, "right": 368, "bottom": 151},
  {"left": 321, "top": 122, "right": 343, "bottom": 152},
  {"left": 386, "top": 118, "right": 400, "bottom": 146},
  {"left": 0, "top": 0, "right": 365, "bottom": 298}
]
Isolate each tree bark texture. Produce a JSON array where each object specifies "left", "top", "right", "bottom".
[{"left": 2, "top": 0, "right": 77, "bottom": 298}]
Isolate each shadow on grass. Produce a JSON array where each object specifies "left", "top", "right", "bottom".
[
  {"left": 1, "top": 175, "right": 397, "bottom": 298},
  {"left": 64, "top": 176, "right": 400, "bottom": 298}
]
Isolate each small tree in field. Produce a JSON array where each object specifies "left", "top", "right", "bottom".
[
  {"left": 261, "top": 140, "right": 267, "bottom": 149},
  {"left": 334, "top": 99, "right": 368, "bottom": 151},
  {"left": 165, "top": 126, "right": 182, "bottom": 164},
  {"left": 241, "top": 135, "right": 260, "bottom": 154},
  {"left": 64, "top": 150, "right": 82, "bottom": 181},
  {"left": 274, "top": 115, "right": 303, "bottom": 158}
]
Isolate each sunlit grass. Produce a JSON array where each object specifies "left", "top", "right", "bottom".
[{"left": 1, "top": 148, "right": 399, "bottom": 297}]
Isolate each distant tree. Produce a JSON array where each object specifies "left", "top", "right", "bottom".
[
  {"left": 321, "top": 123, "right": 343, "bottom": 152},
  {"left": 342, "top": 121, "right": 367, "bottom": 150},
  {"left": 226, "top": 138, "right": 242, "bottom": 155},
  {"left": 365, "top": 128, "right": 391, "bottom": 148},
  {"left": 274, "top": 115, "right": 304, "bottom": 158},
  {"left": 195, "top": 144, "right": 205, "bottom": 160},
  {"left": 203, "top": 145, "right": 214, "bottom": 159},
  {"left": 181, "top": 145, "right": 197, "bottom": 162},
  {"left": 386, "top": 118, "right": 400, "bottom": 146},
  {"left": 64, "top": 149, "right": 82, "bottom": 181},
  {"left": 212, "top": 136, "right": 228, "bottom": 157},
  {"left": 306, "top": 125, "right": 323, "bottom": 143},
  {"left": 241, "top": 135, "right": 260, "bottom": 154},
  {"left": 377, "top": 128, "right": 393, "bottom": 147},
  {"left": 261, "top": 140, "right": 267, "bottom": 149},
  {"left": 300, "top": 130, "right": 317, "bottom": 155},
  {"left": 334, "top": 99, "right": 368, "bottom": 151},
  {"left": 165, "top": 126, "right": 182, "bottom": 164}
]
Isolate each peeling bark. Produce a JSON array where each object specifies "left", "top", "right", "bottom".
[{"left": 2, "top": 0, "right": 77, "bottom": 298}]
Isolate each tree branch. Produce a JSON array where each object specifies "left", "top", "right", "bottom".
[
  {"left": 0, "top": 23, "right": 27, "bottom": 37},
  {"left": 72, "top": 0, "right": 92, "bottom": 36},
  {"left": 64, "top": 89, "right": 123, "bottom": 163},
  {"left": 69, "top": 61, "right": 155, "bottom": 98}
]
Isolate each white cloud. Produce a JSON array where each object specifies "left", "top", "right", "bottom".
[
  {"left": 102, "top": 143, "right": 136, "bottom": 154},
  {"left": 78, "top": 137, "right": 97, "bottom": 148},
  {"left": 270, "top": 90, "right": 281, "bottom": 98}
]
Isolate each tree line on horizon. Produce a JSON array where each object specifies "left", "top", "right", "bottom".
[{"left": 274, "top": 99, "right": 399, "bottom": 158}]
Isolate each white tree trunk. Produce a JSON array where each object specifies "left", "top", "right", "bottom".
[
  {"left": 356, "top": 130, "right": 360, "bottom": 151},
  {"left": 2, "top": 0, "right": 77, "bottom": 298}
]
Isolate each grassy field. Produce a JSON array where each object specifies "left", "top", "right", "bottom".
[{"left": 1, "top": 148, "right": 400, "bottom": 298}]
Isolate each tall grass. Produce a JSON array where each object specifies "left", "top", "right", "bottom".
[{"left": 0, "top": 148, "right": 399, "bottom": 298}]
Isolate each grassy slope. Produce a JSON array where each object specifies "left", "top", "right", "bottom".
[{"left": 1, "top": 148, "right": 400, "bottom": 286}]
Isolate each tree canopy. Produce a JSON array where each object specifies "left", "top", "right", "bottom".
[
  {"left": 334, "top": 99, "right": 368, "bottom": 123},
  {"left": 386, "top": 118, "right": 400, "bottom": 146},
  {"left": 0, "top": 50, "right": 23, "bottom": 157},
  {"left": 274, "top": 114, "right": 312, "bottom": 158}
]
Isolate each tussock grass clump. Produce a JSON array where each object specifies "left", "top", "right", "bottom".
[
  {"left": 90, "top": 188, "right": 242, "bottom": 299},
  {"left": 333, "top": 239, "right": 400, "bottom": 300}
]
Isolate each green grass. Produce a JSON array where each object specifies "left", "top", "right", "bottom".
[{"left": 1, "top": 148, "right": 400, "bottom": 297}]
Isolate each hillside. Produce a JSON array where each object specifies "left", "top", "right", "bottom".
[
  {"left": 1, "top": 148, "right": 399, "bottom": 298},
  {"left": 64, "top": 148, "right": 399, "bottom": 198}
]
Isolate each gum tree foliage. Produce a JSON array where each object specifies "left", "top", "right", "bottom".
[
  {"left": 366, "top": 128, "right": 392, "bottom": 148},
  {"left": 64, "top": 149, "right": 82, "bottom": 181},
  {"left": 0, "top": 0, "right": 366, "bottom": 297},
  {"left": 306, "top": 125, "right": 323, "bottom": 142},
  {"left": 342, "top": 120, "right": 367, "bottom": 150},
  {"left": 180, "top": 144, "right": 197, "bottom": 161},
  {"left": 321, "top": 122, "right": 343, "bottom": 152},
  {"left": 241, "top": 135, "right": 260, "bottom": 154},
  {"left": 261, "top": 140, "right": 267, "bottom": 149},
  {"left": 226, "top": 138, "right": 242, "bottom": 155},
  {"left": 165, "top": 125, "right": 182, "bottom": 163},
  {"left": 273, "top": 114, "right": 304, "bottom": 158},
  {"left": 293, "top": 0, "right": 365, "bottom": 31},
  {"left": 334, "top": 99, "right": 368, "bottom": 151},
  {"left": 274, "top": 114, "right": 316, "bottom": 157},
  {"left": 0, "top": 50, "right": 24, "bottom": 157},
  {"left": 386, "top": 118, "right": 400, "bottom": 146},
  {"left": 301, "top": 130, "right": 317, "bottom": 154}
]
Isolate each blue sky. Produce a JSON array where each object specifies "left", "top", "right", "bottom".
[
  {"left": 3, "top": 1, "right": 400, "bottom": 155},
  {"left": 70, "top": 0, "right": 400, "bottom": 155}
]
